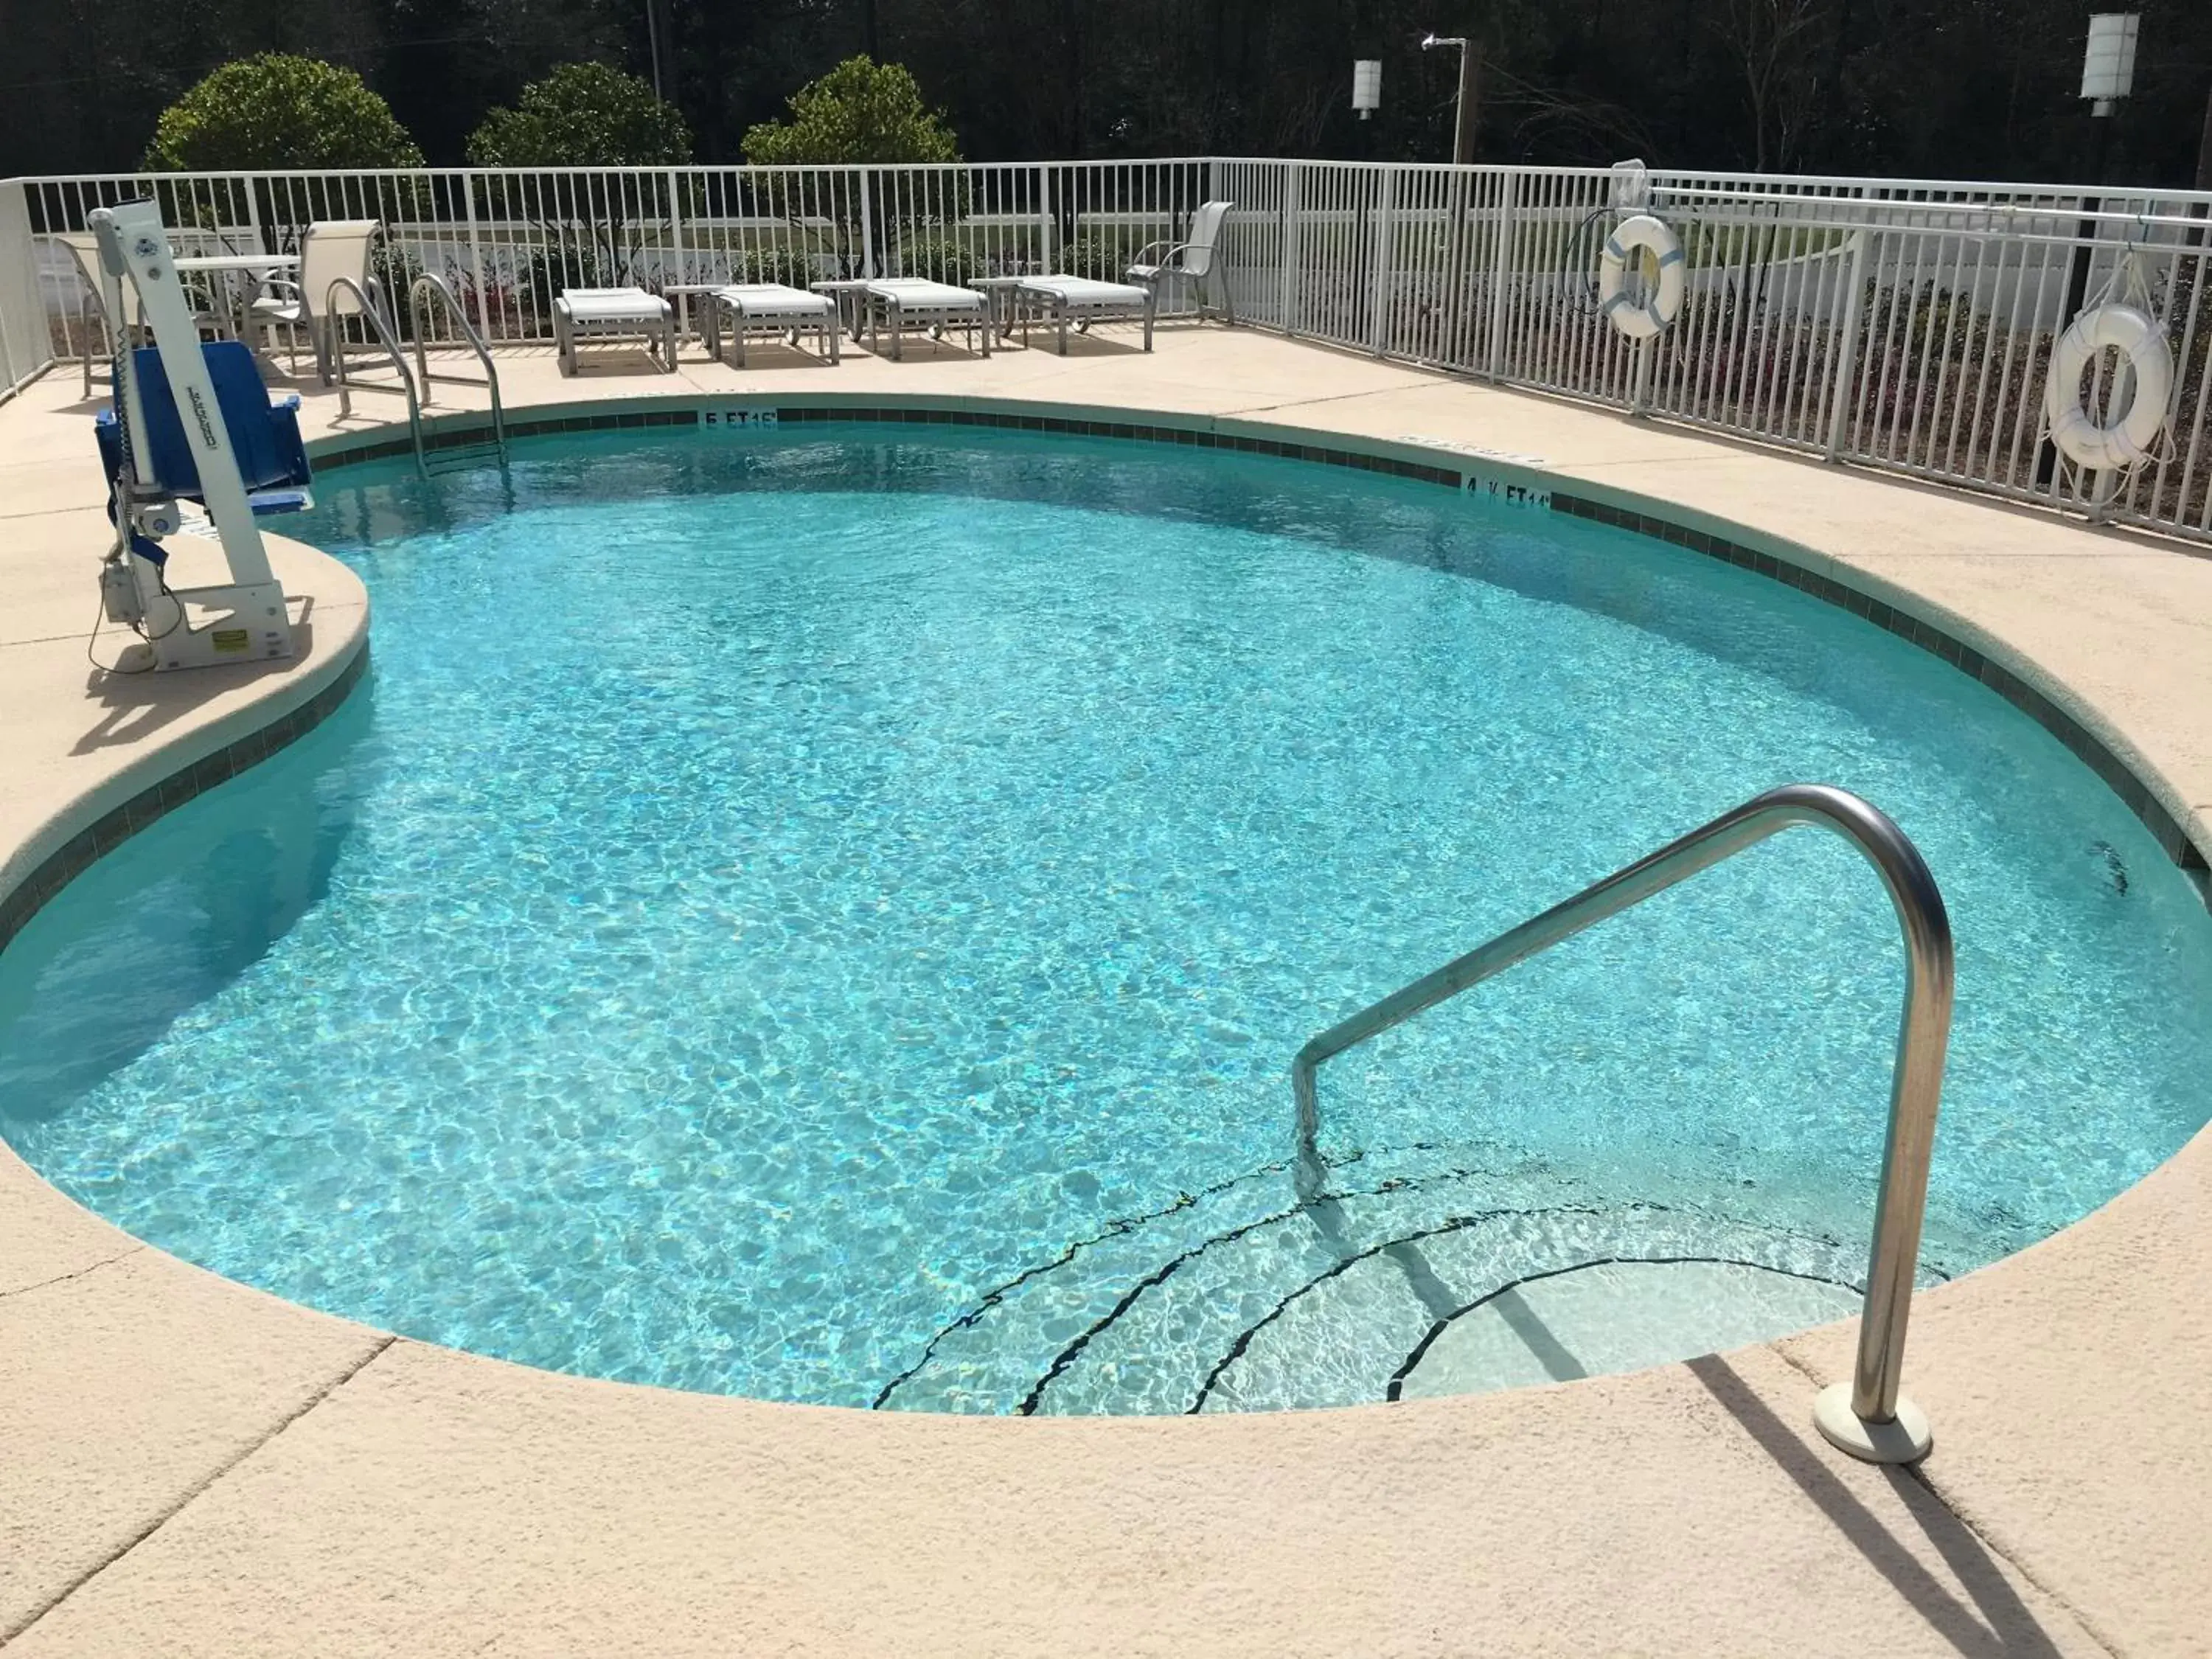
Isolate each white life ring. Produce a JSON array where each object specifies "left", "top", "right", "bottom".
[
  {"left": 1598, "top": 214, "right": 1685, "bottom": 341},
  {"left": 2043, "top": 303, "right": 2172, "bottom": 472}
]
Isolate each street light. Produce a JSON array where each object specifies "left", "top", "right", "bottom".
[
  {"left": 2079, "top": 12, "right": 2140, "bottom": 181},
  {"left": 1352, "top": 60, "right": 1382, "bottom": 122},
  {"left": 1421, "top": 33, "right": 1480, "bottom": 167},
  {"left": 2080, "top": 13, "right": 2140, "bottom": 118}
]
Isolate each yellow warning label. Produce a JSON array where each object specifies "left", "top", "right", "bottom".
[{"left": 212, "top": 628, "right": 250, "bottom": 654}]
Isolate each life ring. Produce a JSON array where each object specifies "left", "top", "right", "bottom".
[
  {"left": 2043, "top": 303, "right": 2172, "bottom": 472},
  {"left": 1598, "top": 214, "right": 1685, "bottom": 340}
]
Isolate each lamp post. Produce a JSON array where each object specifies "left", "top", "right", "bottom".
[
  {"left": 1421, "top": 33, "right": 1481, "bottom": 166},
  {"left": 1352, "top": 60, "right": 1382, "bottom": 122},
  {"left": 2042, "top": 13, "right": 2142, "bottom": 488}
]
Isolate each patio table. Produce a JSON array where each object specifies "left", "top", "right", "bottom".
[{"left": 173, "top": 252, "right": 302, "bottom": 348}]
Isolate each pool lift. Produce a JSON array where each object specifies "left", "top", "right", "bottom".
[{"left": 87, "top": 199, "right": 313, "bottom": 671}]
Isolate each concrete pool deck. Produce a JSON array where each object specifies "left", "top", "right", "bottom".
[{"left": 0, "top": 323, "right": 2208, "bottom": 1655}]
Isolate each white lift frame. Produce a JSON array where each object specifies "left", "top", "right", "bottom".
[{"left": 90, "top": 200, "right": 295, "bottom": 671}]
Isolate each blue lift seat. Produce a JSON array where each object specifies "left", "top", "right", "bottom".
[{"left": 94, "top": 341, "right": 315, "bottom": 523}]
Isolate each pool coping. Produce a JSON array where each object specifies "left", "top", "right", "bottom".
[{"left": 2, "top": 338, "right": 2208, "bottom": 1655}]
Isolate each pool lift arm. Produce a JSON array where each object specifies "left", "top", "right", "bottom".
[{"left": 88, "top": 199, "right": 311, "bottom": 670}]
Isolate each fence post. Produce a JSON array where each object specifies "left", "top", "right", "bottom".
[
  {"left": 1280, "top": 162, "right": 1302, "bottom": 336},
  {"left": 0, "top": 179, "right": 45, "bottom": 394},
  {"left": 1368, "top": 167, "right": 1394, "bottom": 355},
  {"left": 858, "top": 167, "right": 877, "bottom": 277},
  {"left": 667, "top": 166, "right": 686, "bottom": 284},
  {"left": 1037, "top": 163, "right": 1054, "bottom": 273},
  {"left": 241, "top": 172, "right": 265, "bottom": 254},
  {"left": 1486, "top": 168, "right": 1519, "bottom": 380},
  {"left": 1824, "top": 229, "right": 1872, "bottom": 462},
  {"left": 463, "top": 173, "right": 493, "bottom": 343}
]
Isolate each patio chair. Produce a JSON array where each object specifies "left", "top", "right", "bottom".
[
  {"left": 44, "top": 234, "right": 114, "bottom": 398},
  {"left": 861, "top": 278, "right": 990, "bottom": 361},
  {"left": 552, "top": 287, "right": 677, "bottom": 375},
  {"left": 248, "top": 219, "right": 386, "bottom": 383},
  {"left": 706, "top": 283, "right": 839, "bottom": 367},
  {"left": 1015, "top": 276, "right": 1155, "bottom": 354},
  {"left": 1127, "top": 201, "right": 1235, "bottom": 324}
]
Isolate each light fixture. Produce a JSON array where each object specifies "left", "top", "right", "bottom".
[
  {"left": 2080, "top": 13, "right": 2140, "bottom": 117},
  {"left": 1352, "top": 60, "right": 1382, "bottom": 121}
]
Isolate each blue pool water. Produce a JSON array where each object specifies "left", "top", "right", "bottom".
[{"left": 2, "top": 426, "right": 2208, "bottom": 1411}]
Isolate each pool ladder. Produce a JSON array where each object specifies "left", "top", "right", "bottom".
[
  {"left": 409, "top": 273, "right": 508, "bottom": 471},
  {"left": 1290, "top": 783, "right": 1953, "bottom": 1464},
  {"left": 327, "top": 275, "right": 422, "bottom": 461}
]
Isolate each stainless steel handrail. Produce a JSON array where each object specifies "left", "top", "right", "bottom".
[
  {"left": 1290, "top": 783, "right": 1953, "bottom": 1462},
  {"left": 327, "top": 276, "right": 423, "bottom": 467},
  {"left": 408, "top": 272, "right": 507, "bottom": 455}
]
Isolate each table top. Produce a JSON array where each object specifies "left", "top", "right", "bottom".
[
  {"left": 807, "top": 278, "right": 877, "bottom": 292},
  {"left": 966, "top": 275, "right": 1029, "bottom": 288},
  {"left": 173, "top": 253, "right": 300, "bottom": 272}
]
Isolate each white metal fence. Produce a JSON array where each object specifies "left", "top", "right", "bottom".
[{"left": 7, "top": 158, "right": 2211, "bottom": 541}]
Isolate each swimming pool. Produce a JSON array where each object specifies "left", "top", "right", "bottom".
[{"left": 2, "top": 424, "right": 2207, "bottom": 1413}]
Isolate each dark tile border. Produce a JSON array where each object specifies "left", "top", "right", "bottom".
[
  {"left": 0, "top": 642, "right": 370, "bottom": 959},
  {"left": 1552, "top": 490, "right": 2211, "bottom": 888},
  {"left": 311, "top": 399, "right": 2211, "bottom": 894}
]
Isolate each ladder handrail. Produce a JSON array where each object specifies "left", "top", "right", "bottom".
[
  {"left": 1290, "top": 782, "right": 1952, "bottom": 1452},
  {"left": 408, "top": 271, "right": 507, "bottom": 453},
  {"left": 326, "top": 275, "right": 422, "bottom": 468}
]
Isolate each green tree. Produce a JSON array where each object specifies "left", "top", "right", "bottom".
[
  {"left": 465, "top": 63, "right": 692, "bottom": 167},
  {"left": 142, "top": 54, "right": 424, "bottom": 171},
  {"left": 741, "top": 57, "right": 961, "bottom": 166},
  {"left": 741, "top": 58, "right": 966, "bottom": 279}
]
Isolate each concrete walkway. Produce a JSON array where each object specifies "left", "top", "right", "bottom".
[{"left": 0, "top": 323, "right": 2206, "bottom": 1655}]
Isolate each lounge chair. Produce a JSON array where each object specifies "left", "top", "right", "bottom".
[
  {"left": 552, "top": 287, "right": 677, "bottom": 375},
  {"left": 861, "top": 278, "right": 990, "bottom": 361},
  {"left": 248, "top": 220, "right": 387, "bottom": 383},
  {"left": 705, "top": 283, "right": 839, "bottom": 367},
  {"left": 1127, "top": 201, "right": 1235, "bottom": 324},
  {"left": 1015, "top": 276, "right": 1155, "bottom": 353}
]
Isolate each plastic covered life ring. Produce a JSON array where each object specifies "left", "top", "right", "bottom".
[
  {"left": 1598, "top": 214, "right": 1685, "bottom": 340},
  {"left": 2043, "top": 303, "right": 2172, "bottom": 472}
]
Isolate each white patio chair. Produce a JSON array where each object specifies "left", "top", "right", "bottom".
[
  {"left": 1127, "top": 200, "right": 1235, "bottom": 324},
  {"left": 705, "top": 284, "right": 839, "bottom": 366},
  {"left": 860, "top": 278, "right": 990, "bottom": 361},
  {"left": 44, "top": 234, "right": 114, "bottom": 398},
  {"left": 552, "top": 287, "right": 677, "bottom": 375},
  {"left": 1015, "top": 276, "right": 1155, "bottom": 354},
  {"left": 249, "top": 219, "right": 386, "bottom": 384}
]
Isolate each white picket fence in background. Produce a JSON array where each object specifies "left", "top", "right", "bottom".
[{"left": 3, "top": 157, "right": 2210, "bottom": 540}]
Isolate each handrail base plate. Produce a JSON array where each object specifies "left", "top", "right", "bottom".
[{"left": 1814, "top": 1381, "right": 1932, "bottom": 1464}]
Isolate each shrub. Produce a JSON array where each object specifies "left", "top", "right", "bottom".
[
  {"left": 144, "top": 55, "right": 423, "bottom": 172},
  {"left": 1060, "top": 234, "right": 1137, "bottom": 281},
  {"left": 742, "top": 58, "right": 960, "bottom": 166},
  {"left": 467, "top": 64, "right": 691, "bottom": 167},
  {"left": 895, "top": 237, "right": 975, "bottom": 285},
  {"left": 736, "top": 246, "right": 816, "bottom": 285}
]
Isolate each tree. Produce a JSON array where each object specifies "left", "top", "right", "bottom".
[
  {"left": 142, "top": 53, "right": 423, "bottom": 172},
  {"left": 741, "top": 57, "right": 961, "bottom": 166},
  {"left": 466, "top": 63, "right": 692, "bottom": 167},
  {"left": 466, "top": 65, "right": 692, "bottom": 324}
]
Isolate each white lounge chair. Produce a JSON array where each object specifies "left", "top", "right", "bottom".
[
  {"left": 706, "top": 283, "right": 839, "bottom": 366},
  {"left": 861, "top": 278, "right": 990, "bottom": 361},
  {"left": 1127, "top": 201, "right": 1235, "bottom": 324},
  {"left": 1015, "top": 276, "right": 1155, "bottom": 354},
  {"left": 552, "top": 287, "right": 676, "bottom": 375},
  {"left": 248, "top": 219, "right": 386, "bottom": 383}
]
